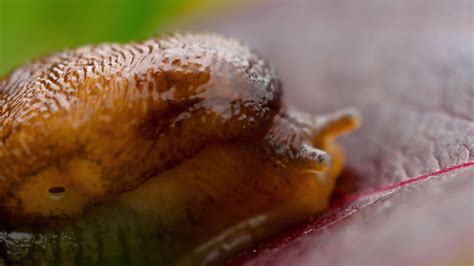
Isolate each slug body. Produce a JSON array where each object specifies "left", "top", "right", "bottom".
[{"left": 0, "top": 33, "right": 359, "bottom": 265}]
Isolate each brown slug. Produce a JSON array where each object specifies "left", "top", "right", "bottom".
[{"left": 0, "top": 33, "right": 359, "bottom": 265}]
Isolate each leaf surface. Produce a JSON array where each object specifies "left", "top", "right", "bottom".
[{"left": 190, "top": 1, "right": 474, "bottom": 265}]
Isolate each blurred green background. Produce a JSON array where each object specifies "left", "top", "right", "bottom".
[{"left": 0, "top": 0, "right": 212, "bottom": 75}]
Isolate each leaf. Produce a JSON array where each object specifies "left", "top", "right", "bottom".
[
  {"left": 190, "top": 1, "right": 474, "bottom": 265},
  {"left": 0, "top": 0, "right": 187, "bottom": 75}
]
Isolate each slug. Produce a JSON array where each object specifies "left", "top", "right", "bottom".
[{"left": 0, "top": 33, "right": 359, "bottom": 265}]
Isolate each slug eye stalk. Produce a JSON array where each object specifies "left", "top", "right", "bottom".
[{"left": 313, "top": 108, "right": 361, "bottom": 147}]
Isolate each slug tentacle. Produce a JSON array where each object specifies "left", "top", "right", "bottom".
[
  {"left": 312, "top": 108, "right": 361, "bottom": 146},
  {"left": 297, "top": 144, "right": 332, "bottom": 171}
]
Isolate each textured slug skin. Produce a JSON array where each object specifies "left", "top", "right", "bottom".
[{"left": 0, "top": 33, "right": 282, "bottom": 225}]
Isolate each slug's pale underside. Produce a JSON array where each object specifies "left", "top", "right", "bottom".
[{"left": 0, "top": 33, "right": 359, "bottom": 265}]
